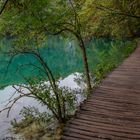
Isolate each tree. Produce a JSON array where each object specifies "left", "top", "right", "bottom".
[
  {"left": 0, "top": 43, "right": 78, "bottom": 123},
  {"left": 77, "top": 0, "right": 140, "bottom": 40},
  {"left": 0, "top": 0, "right": 94, "bottom": 124},
  {"left": 0, "top": 0, "right": 92, "bottom": 92}
]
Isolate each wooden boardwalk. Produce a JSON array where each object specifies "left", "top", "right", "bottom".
[{"left": 61, "top": 44, "right": 140, "bottom": 140}]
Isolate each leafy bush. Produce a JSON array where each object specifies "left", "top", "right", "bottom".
[
  {"left": 93, "top": 41, "right": 136, "bottom": 83},
  {"left": 11, "top": 106, "right": 51, "bottom": 129}
]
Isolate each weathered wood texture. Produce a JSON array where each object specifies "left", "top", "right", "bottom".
[{"left": 61, "top": 45, "right": 140, "bottom": 140}]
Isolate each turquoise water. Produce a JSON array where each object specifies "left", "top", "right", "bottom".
[
  {"left": 0, "top": 37, "right": 124, "bottom": 87},
  {"left": 0, "top": 37, "right": 129, "bottom": 138}
]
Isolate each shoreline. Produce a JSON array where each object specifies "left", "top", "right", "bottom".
[{"left": 0, "top": 72, "right": 83, "bottom": 139}]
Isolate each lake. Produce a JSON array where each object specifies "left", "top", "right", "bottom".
[{"left": 0, "top": 37, "right": 123, "bottom": 138}]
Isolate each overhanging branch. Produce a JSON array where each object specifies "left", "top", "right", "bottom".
[
  {"left": 0, "top": 0, "right": 9, "bottom": 15},
  {"left": 96, "top": 4, "right": 140, "bottom": 19}
]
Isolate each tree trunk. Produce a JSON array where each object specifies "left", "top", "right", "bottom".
[
  {"left": 79, "top": 38, "right": 92, "bottom": 93},
  {"left": 35, "top": 52, "right": 63, "bottom": 123}
]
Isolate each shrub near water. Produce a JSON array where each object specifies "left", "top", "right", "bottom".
[
  {"left": 11, "top": 106, "right": 62, "bottom": 140},
  {"left": 10, "top": 82, "right": 78, "bottom": 140},
  {"left": 93, "top": 41, "right": 137, "bottom": 83}
]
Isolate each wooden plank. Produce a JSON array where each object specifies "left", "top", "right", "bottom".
[{"left": 61, "top": 44, "right": 140, "bottom": 140}]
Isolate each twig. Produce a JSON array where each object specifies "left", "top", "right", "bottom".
[
  {"left": 0, "top": 0, "right": 9, "bottom": 15},
  {"left": 0, "top": 93, "right": 33, "bottom": 117},
  {"left": 96, "top": 4, "right": 140, "bottom": 19}
]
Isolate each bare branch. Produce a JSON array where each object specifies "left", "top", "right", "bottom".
[
  {"left": 96, "top": 4, "right": 140, "bottom": 19},
  {"left": 0, "top": 92, "right": 33, "bottom": 117},
  {"left": 0, "top": 0, "right": 9, "bottom": 15}
]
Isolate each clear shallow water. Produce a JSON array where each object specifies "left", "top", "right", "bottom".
[{"left": 0, "top": 37, "right": 124, "bottom": 138}]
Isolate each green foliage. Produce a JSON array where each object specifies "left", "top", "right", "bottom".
[
  {"left": 93, "top": 62, "right": 115, "bottom": 83},
  {"left": 17, "top": 77, "right": 78, "bottom": 123},
  {"left": 93, "top": 41, "right": 136, "bottom": 83},
  {"left": 11, "top": 106, "right": 62, "bottom": 140},
  {"left": 0, "top": 0, "right": 83, "bottom": 43},
  {"left": 11, "top": 106, "right": 51, "bottom": 129},
  {"left": 0, "top": 0, "right": 140, "bottom": 42},
  {"left": 93, "top": 0, "right": 138, "bottom": 40},
  {"left": 1, "top": 0, "right": 139, "bottom": 93},
  {"left": 63, "top": 0, "right": 140, "bottom": 40},
  {"left": 0, "top": 0, "right": 93, "bottom": 92}
]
